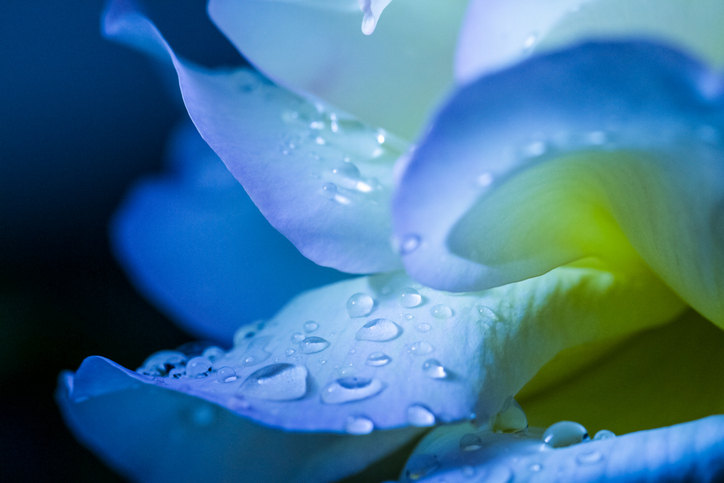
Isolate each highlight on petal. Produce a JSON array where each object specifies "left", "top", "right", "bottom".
[
  {"left": 111, "top": 121, "right": 350, "bottom": 342},
  {"left": 456, "top": 0, "right": 724, "bottom": 83},
  {"left": 103, "top": 0, "right": 405, "bottom": 274},
  {"left": 57, "top": 357, "right": 419, "bottom": 483},
  {"left": 394, "top": 41, "right": 724, "bottom": 326},
  {"left": 208, "top": 0, "right": 469, "bottom": 139},
  {"left": 399, "top": 415, "right": 724, "bottom": 482},
  {"left": 121, "top": 264, "right": 680, "bottom": 433}
]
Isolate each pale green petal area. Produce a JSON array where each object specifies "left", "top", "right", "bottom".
[
  {"left": 456, "top": 0, "right": 724, "bottom": 83},
  {"left": 518, "top": 310, "right": 724, "bottom": 436},
  {"left": 133, "top": 265, "right": 682, "bottom": 433},
  {"left": 103, "top": 0, "right": 406, "bottom": 274},
  {"left": 57, "top": 357, "right": 420, "bottom": 483},
  {"left": 398, "top": 415, "right": 724, "bottom": 482},
  {"left": 208, "top": 0, "right": 469, "bottom": 139}
]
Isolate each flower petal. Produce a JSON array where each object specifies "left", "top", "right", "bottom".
[
  {"left": 394, "top": 41, "right": 724, "bottom": 326},
  {"left": 132, "top": 265, "right": 681, "bottom": 432},
  {"left": 103, "top": 0, "right": 405, "bottom": 274},
  {"left": 208, "top": 0, "right": 469, "bottom": 139},
  {"left": 456, "top": 0, "right": 724, "bottom": 83},
  {"left": 399, "top": 416, "right": 724, "bottom": 482},
  {"left": 57, "top": 356, "right": 419, "bottom": 483},
  {"left": 112, "top": 121, "right": 350, "bottom": 342}
]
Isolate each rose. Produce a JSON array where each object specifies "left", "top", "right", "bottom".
[{"left": 58, "top": 0, "right": 724, "bottom": 481}]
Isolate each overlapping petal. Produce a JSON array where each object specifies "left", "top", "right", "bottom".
[
  {"left": 208, "top": 0, "right": 469, "bottom": 139},
  {"left": 104, "top": 0, "right": 404, "bottom": 274},
  {"left": 112, "top": 121, "right": 350, "bottom": 342},
  {"left": 394, "top": 41, "right": 724, "bottom": 326},
  {"left": 456, "top": 0, "right": 724, "bottom": 83}
]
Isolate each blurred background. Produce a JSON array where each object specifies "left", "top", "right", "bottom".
[{"left": 0, "top": 1, "right": 244, "bottom": 480}]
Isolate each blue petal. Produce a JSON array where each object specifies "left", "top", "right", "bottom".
[
  {"left": 58, "top": 356, "right": 420, "bottom": 482},
  {"left": 394, "top": 41, "right": 724, "bottom": 326},
  {"left": 112, "top": 121, "right": 350, "bottom": 342}
]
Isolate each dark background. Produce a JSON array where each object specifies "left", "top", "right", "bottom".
[{"left": 0, "top": 1, "right": 244, "bottom": 480}]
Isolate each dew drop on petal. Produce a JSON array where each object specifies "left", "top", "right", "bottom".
[
  {"left": 303, "top": 321, "right": 319, "bottom": 333},
  {"left": 291, "top": 332, "right": 305, "bottom": 343},
  {"left": 398, "top": 288, "right": 422, "bottom": 308},
  {"left": 240, "top": 337, "right": 273, "bottom": 367},
  {"left": 576, "top": 451, "right": 603, "bottom": 465},
  {"left": 238, "top": 363, "right": 308, "bottom": 401},
  {"left": 399, "top": 234, "right": 420, "bottom": 255},
  {"left": 405, "top": 314, "right": 414, "bottom": 320},
  {"left": 416, "top": 323, "right": 431, "bottom": 333},
  {"left": 430, "top": 304, "right": 452, "bottom": 319},
  {"left": 321, "top": 182, "right": 338, "bottom": 199},
  {"left": 186, "top": 356, "right": 212, "bottom": 378},
  {"left": 422, "top": 359, "right": 447, "bottom": 379},
  {"left": 459, "top": 433, "right": 483, "bottom": 452},
  {"left": 347, "top": 293, "right": 374, "bottom": 318},
  {"left": 405, "top": 455, "right": 440, "bottom": 481},
  {"left": 345, "top": 415, "right": 374, "bottom": 435},
  {"left": 543, "top": 421, "right": 590, "bottom": 448},
  {"left": 300, "top": 336, "right": 331, "bottom": 354},
  {"left": 285, "top": 348, "right": 295, "bottom": 357},
  {"left": 493, "top": 397, "right": 528, "bottom": 433},
  {"left": 202, "top": 346, "right": 225, "bottom": 362},
  {"left": 216, "top": 366, "right": 237, "bottom": 383},
  {"left": 138, "top": 350, "right": 187, "bottom": 376},
  {"left": 476, "top": 305, "right": 499, "bottom": 320},
  {"left": 169, "top": 367, "right": 185, "bottom": 379},
  {"left": 366, "top": 352, "right": 391, "bottom": 366},
  {"left": 409, "top": 341, "right": 434, "bottom": 356},
  {"left": 356, "top": 318, "right": 401, "bottom": 342},
  {"left": 407, "top": 404, "right": 435, "bottom": 426},
  {"left": 321, "top": 377, "right": 384, "bottom": 404},
  {"left": 593, "top": 429, "right": 616, "bottom": 441}
]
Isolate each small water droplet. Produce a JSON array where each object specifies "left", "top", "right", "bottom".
[
  {"left": 459, "top": 433, "right": 483, "bottom": 451},
  {"left": 398, "top": 288, "right": 422, "bottom": 308},
  {"left": 523, "top": 33, "right": 538, "bottom": 51},
  {"left": 240, "top": 336, "right": 273, "bottom": 367},
  {"left": 529, "top": 463, "right": 542, "bottom": 472},
  {"left": 407, "top": 404, "right": 435, "bottom": 426},
  {"left": 345, "top": 415, "right": 374, "bottom": 435},
  {"left": 493, "top": 397, "right": 528, "bottom": 433},
  {"left": 285, "top": 348, "right": 295, "bottom": 357},
  {"left": 321, "top": 377, "right": 384, "bottom": 404},
  {"left": 576, "top": 451, "right": 603, "bottom": 465},
  {"left": 321, "top": 182, "right": 338, "bottom": 199},
  {"left": 593, "top": 429, "right": 616, "bottom": 440},
  {"left": 216, "top": 366, "right": 237, "bottom": 383},
  {"left": 476, "top": 305, "right": 499, "bottom": 320},
  {"left": 431, "top": 304, "right": 452, "bottom": 319},
  {"left": 202, "top": 346, "right": 225, "bottom": 362},
  {"left": 416, "top": 323, "right": 431, "bottom": 333},
  {"left": 356, "top": 318, "right": 401, "bottom": 342},
  {"left": 399, "top": 234, "right": 420, "bottom": 255},
  {"left": 186, "top": 356, "right": 212, "bottom": 378},
  {"left": 543, "top": 421, "right": 589, "bottom": 448},
  {"left": 477, "top": 172, "right": 494, "bottom": 187},
  {"left": 405, "top": 313, "right": 414, "bottom": 320},
  {"left": 238, "top": 363, "right": 308, "bottom": 401},
  {"left": 299, "top": 336, "right": 331, "bottom": 354},
  {"left": 366, "top": 352, "right": 391, "bottom": 366},
  {"left": 347, "top": 293, "right": 375, "bottom": 318},
  {"left": 303, "top": 321, "right": 319, "bottom": 333},
  {"left": 409, "top": 341, "right": 434, "bottom": 356},
  {"left": 422, "top": 359, "right": 447, "bottom": 379},
  {"left": 291, "top": 332, "right": 305, "bottom": 343}
]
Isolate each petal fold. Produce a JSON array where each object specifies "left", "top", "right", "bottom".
[{"left": 394, "top": 41, "right": 724, "bottom": 326}]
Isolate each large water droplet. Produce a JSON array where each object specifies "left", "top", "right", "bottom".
[
  {"left": 356, "top": 318, "right": 401, "bottom": 342},
  {"left": 321, "top": 377, "right": 384, "bottom": 404},
  {"left": 299, "top": 336, "right": 330, "bottom": 354},
  {"left": 407, "top": 404, "right": 435, "bottom": 426},
  {"left": 347, "top": 293, "right": 374, "bottom": 318},
  {"left": 593, "top": 429, "right": 616, "bottom": 441},
  {"left": 422, "top": 359, "right": 447, "bottom": 379},
  {"left": 409, "top": 341, "right": 434, "bottom": 356},
  {"left": 543, "top": 421, "right": 589, "bottom": 448},
  {"left": 430, "top": 304, "right": 452, "bottom": 319},
  {"left": 493, "top": 397, "right": 528, "bottom": 433},
  {"left": 576, "top": 451, "right": 603, "bottom": 465},
  {"left": 216, "top": 366, "right": 237, "bottom": 383},
  {"left": 459, "top": 433, "right": 483, "bottom": 451},
  {"left": 345, "top": 415, "right": 374, "bottom": 435},
  {"left": 358, "top": 0, "right": 392, "bottom": 35},
  {"left": 398, "top": 288, "right": 422, "bottom": 308},
  {"left": 303, "top": 321, "right": 319, "bottom": 333},
  {"left": 238, "top": 363, "right": 308, "bottom": 401},
  {"left": 366, "top": 352, "right": 391, "bottom": 366},
  {"left": 399, "top": 234, "right": 420, "bottom": 255},
  {"left": 186, "top": 356, "right": 212, "bottom": 378}
]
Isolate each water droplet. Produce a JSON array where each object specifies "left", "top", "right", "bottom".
[
  {"left": 431, "top": 304, "right": 452, "bottom": 319},
  {"left": 186, "top": 356, "right": 212, "bottom": 378},
  {"left": 522, "top": 140, "right": 547, "bottom": 157},
  {"left": 405, "top": 454, "right": 440, "bottom": 481},
  {"left": 347, "top": 293, "right": 375, "bottom": 318},
  {"left": 291, "top": 332, "right": 305, "bottom": 343},
  {"left": 543, "top": 421, "right": 589, "bottom": 448},
  {"left": 407, "top": 404, "right": 435, "bottom": 426},
  {"left": 493, "top": 397, "right": 528, "bottom": 433},
  {"left": 422, "top": 359, "right": 447, "bottom": 379},
  {"left": 523, "top": 33, "right": 538, "bottom": 51},
  {"left": 216, "top": 366, "right": 237, "bottom": 383},
  {"left": 529, "top": 463, "right": 542, "bottom": 472},
  {"left": 169, "top": 367, "right": 185, "bottom": 379},
  {"left": 398, "top": 288, "right": 422, "bottom": 308},
  {"left": 416, "top": 323, "right": 431, "bottom": 333},
  {"left": 399, "top": 234, "right": 420, "bottom": 254},
  {"left": 461, "top": 465, "right": 476, "bottom": 478},
  {"left": 356, "top": 318, "right": 401, "bottom": 342},
  {"left": 593, "top": 429, "right": 616, "bottom": 440},
  {"left": 285, "top": 348, "right": 295, "bottom": 357},
  {"left": 138, "top": 350, "right": 187, "bottom": 376},
  {"left": 459, "top": 433, "right": 483, "bottom": 451},
  {"left": 477, "top": 172, "right": 494, "bottom": 187},
  {"left": 476, "top": 305, "right": 499, "bottom": 320},
  {"left": 576, "top": 451, "right": 603, "bottom": 465},
  {"left": 240, "top": 336, "right": 273, "bottom": 367},
  {"left": 321, "top": 377, "right": 384, "bottom": 404},
  {"left": 321, "top": 182, "right": 338, "bottom": 199},
  {"left": 366, "top": 352, "right": 391, "bottom": 366},
  {"left": 345, "top": 415, "right": 374, "bottom": 435},
  {"left": 405, "top": 314, "right": 414, "bottom": 320},
  {"left": 238, "top": 363, "right": 308, "bottom": 401},
  {"left": 300, "top": 336, "right": 331, "bottom": 354},
  {"left": 409, "top": 341, "right": 434, "bottom": 356},
  {"left": 359, "top": 0, "right": 391, "bottom": 35},
  {"left": 303, "top": 321, "right": 319, "bottom": 333},
  {"left": 202, "top": 346, "right": 225, "bottom": 362}
]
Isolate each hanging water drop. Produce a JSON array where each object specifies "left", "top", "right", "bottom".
[
  {"left": 186, "top": 356, "right": 212, "bottom": 378},
  {"left": 431, "top": 304, "right": 452, "bottom": 319},
  {"left": 422, "top": 359, "right": 447, "bottom": 379},
  {"left": 358, "top": 0, "right": 392, "bottom": 35},
  {"left": 543, "top": 421, "right": 589, "bottom": 448},
  {"left": 238, "top": 363, "right": 308, "bottom": 401},
  {"left": 593, "top": 429, "right": 616, "bottom": 440},
  {"left": 407, "top": 404, "right": 435, "bottom": 426},
  {"left": 398, "top": 287, "right": 422, "bottom": 308},
  {"left": 459, "top": 433, "right": 483, "bottom": 452},
  {"left": 321, "top": 377, "right": 384, "bottom": 404},
  {"left": 492, "top": 397, "right": 528, "bottom": 433},
  {"left": 347, "top": 293, "right": 374, "bottom": 318},
  {"left": 355, "top": 318, "right": 401, "bottom": 342},
  {"left": 366, "top": 352, "right": 391, "bottom": 366},
  {"left": 299, "top": 336, "right": 330, "bottom": 354},
  {"left": 216, "top": 366, "right": 237, "bottom": 383},
  {"left": 303, "top": 321, "right": 319, "bottom": 333},
  {"left": 409, "top": 341, "right": 434, "bottom": 356},
  {"left": 345, "top": 415, "right": 375, "bottom": 435}
]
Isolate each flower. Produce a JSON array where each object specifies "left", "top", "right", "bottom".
[{"left": 58, "top": 0, "right": 724, "bottom": 482}]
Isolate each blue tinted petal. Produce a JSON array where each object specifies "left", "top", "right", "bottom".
[{"left": 112, "top": 121, "right": 350, "bottom": 342}]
